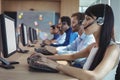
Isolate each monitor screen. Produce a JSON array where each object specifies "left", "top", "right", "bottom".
[
  {"left": 20, "top": 23, "right": 28, "bottom": 46},
  {"left": 33, "top": 28, "right": 37, "bottom": 41},
  {"left": 0, "top": 14, "right": 17, "bottom": 58},
  {"left": 28, "top": 27, "right": 34, "bottom": 43}
]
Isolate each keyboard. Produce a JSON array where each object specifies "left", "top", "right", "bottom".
[
  {"left": 34, "top": 48, "right": 54, "bottom": 55},
  {"left": 27, "top": 55, "right": 59, "bottom": 73}
]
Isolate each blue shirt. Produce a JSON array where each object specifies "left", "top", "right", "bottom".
[
  {"left": 69, "top": 32, "right": 78, "bottom": 44},
  {"left": 52, "top": 33, "right": 66, "bottom": 44},
  {"left": 50, "top": 27, "right": 72, "bottom": 47},
  {"left": 52, "top": 34, "right": 60, "bottom": 40},
  {"left": 57, "top": 33, "right": 95, "bottom": 54}
]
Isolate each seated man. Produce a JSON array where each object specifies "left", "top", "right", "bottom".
[
  {"left": 50, "top": 16, "right": 78, "bottom": 47},
  {"left": 56, "top": 12, "right": 95, "bottom": 68},
  {"left": 49, "top": 25, "right": 60, "bottom": 40},
  {"left": 43, "top": 25, "right": 66, "bottom": 46},
  {"left": 41, "top": 25, "right": 60, "bottom": 47}
]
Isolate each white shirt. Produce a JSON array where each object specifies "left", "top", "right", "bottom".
[
  {"left": 57, "top": 33, "right": 95, "bottom": 54},
  {"left": 53, "top": 33, "right": 66, "bottom": 44},
  {"left": 83, "top": 47, "right": 98, "bottom": 70},
  {"left": 83, "top": 41, "right": 118, "bottom": 80}
]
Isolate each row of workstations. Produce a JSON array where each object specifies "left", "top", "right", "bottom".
[
  {"left": 0, "top": 14, "right": 78, "bottom": 80},
  {"left": 0, "top": 14, "right": 38, "bottom": 69}
]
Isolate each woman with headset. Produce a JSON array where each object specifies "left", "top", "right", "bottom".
[{"left": 31, "top": 4, "right": 120, "bottom": 80}]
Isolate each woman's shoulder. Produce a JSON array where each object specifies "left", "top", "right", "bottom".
[
  {"left": 106, "top": 42, "right": 120, "bottom": 56},
  {"left": 109, "top": 41, "right": 119, "bottom": 49}
]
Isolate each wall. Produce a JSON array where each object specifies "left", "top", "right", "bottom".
[
  {"left": 17, "top": 11, "right": 55, "bottom": 33},
  {"left": 2, "top": 0, "right": 60, "bottom": 13},
  {"left": 1, "top": 0, "right": 79, "bottom": 39},
  {"left": 2, "top": 0, "right": 79, "bottom": 17},
  {"left": 95, "top": 0, "right": 120, "bottom": 42},
  {"left": 111, "top": 0, "right": 120, "bottom": 42},
  {"left": 60, "top": 0, "right": 79, "bottom": 17},
  {"left": 0, "top": 0, "right": 1, "bottom": 14}
]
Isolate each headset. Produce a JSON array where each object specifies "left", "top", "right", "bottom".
[
  {"left": 74, "top": 20, "right": 83, "bottom": 27},
  {"left": 78, "top": 20, "right": 83, "bottom": 25},
  {"left": 84, "top": 4, "right": 106, "bottom": 29}
]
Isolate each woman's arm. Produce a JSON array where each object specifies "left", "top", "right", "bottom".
[
  {"left": 56, "top": 44, "right": 120, "bottom": 80},
  {"left": 93, "top": 44, "right": 120, "bottom": 79}
]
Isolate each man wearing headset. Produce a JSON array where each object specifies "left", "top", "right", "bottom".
[
  {"left": 50, "top": 16, "right": 78, "bottom": 47},
  {"left": 56, "top": 12, "right": 95, "bottom": 68}
]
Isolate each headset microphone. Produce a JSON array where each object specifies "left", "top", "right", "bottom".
[{"left": 84, "top": 20, "right": 96, "bottom": 29}]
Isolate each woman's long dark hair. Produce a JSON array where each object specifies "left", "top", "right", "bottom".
[{"left": 85, "top": 4, "right": 115, "bottom": 70}]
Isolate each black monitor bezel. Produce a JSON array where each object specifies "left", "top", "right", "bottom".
[
  {"left": 20, "top": 23, "right": 28, "bottom": 46},
  {"left": 28, "top": 27, "right": 34, "bottom": 43},
  {"left": 33, "top": 28, "right": 38, "bottom": 41},
  {"left": 0, "top": 14, "right": 17, "bottom": 58}
]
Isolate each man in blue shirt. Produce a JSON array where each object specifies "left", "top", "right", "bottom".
[
  {"left": 50, "top": 16, "right": 78, "bottom": 47},
  {"left": 40, "top": 25, "right": 60, "bottom": 47},
  {"left": 56, "top": 12, "right": 95, "bottom": 68},
  {"left": 50, "top": 25, "right": 60, "bottom": 40}
]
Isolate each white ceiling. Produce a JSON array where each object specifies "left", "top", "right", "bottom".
[{"left": 80, "top": 0, "right": 98, "bottom": 6}]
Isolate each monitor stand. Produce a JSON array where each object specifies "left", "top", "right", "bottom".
[
  {"left": 27, "top": 44, "right": 34, "bottom": 47},
  {"left": 0, "top": 57, "right": 19, "bottom": 69},
  {"left": 16, "top": 34, "right": 29, "bottom": 53},
  {"left": 17, "top": 48, "right": 29, "bottom": 53}
]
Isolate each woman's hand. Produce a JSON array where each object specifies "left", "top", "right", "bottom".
[
  {"left": 30, "top": 52, "right": 46, "bottom": 57},
  {"left": 36, "top": 56, "right": 59, "bottom": 69},
  {"left": 29, "top": 53, "right": 59, "bottom": 69}
]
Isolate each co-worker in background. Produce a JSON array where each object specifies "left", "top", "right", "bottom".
[
  {"left": 33, "top": 4, "right": 120, "bottom": 80},
  {"left": 43, "top": 24, "right": 66, "bottom": 46},
  {"left": 56, "top": 12, "right": 95, "bottom": 68},
  {"left": 41, "top": 25, "right": 60, "bottom": 47},
  {"left": 50, "top": 25, "right": 60, "bottom": 40},
  {"left": 58, "top": 16, "right": 78, "bottom": 45},
  {"left": 44, "top": 16, "right": 78, "bottom": 47}
]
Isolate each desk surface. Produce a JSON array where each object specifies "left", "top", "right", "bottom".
[{"left": 0, "top": 43, "right": 78, "bottom": 80}]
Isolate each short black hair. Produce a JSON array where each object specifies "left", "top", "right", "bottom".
[
  {"left": 60, "top": 16, "right": 71, "bottom": 26},
  {"left": 50, "top": 25, "right": 56, "bottom": 29}
]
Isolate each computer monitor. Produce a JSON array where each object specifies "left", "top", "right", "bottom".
[
  {"left": 17, "top": 23, "right": 29, "bottom": 53},
  {"left": 20, "top": 23, "right": 28, "bottom": 46},
  {"left": 32, "top": 28, "right": 38, "bottom": 42},
  {"left": 29, "top": 28, "right": 38, "bottom": 44},
  {"left": 27, "top": 27, "right": 35, "bottom": 47},
  {"left": 28, "top": 27, "right": 34, "bottom": 43},
  {"left": 0, "top": 14, "right": 19, "bottom": 69}
]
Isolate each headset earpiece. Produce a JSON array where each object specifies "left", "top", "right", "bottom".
[
  {"left": 96, "top": 4, "right": 106, "bottom": 26},
  {"left": 96, "top": 17, "right": 104, "bottom": 26},
  {"left": 78, "top": 20, "right": 83, "bottom": 25}
]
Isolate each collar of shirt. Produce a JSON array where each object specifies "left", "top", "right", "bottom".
[{"left": 80, "top": 33, "right": 87, "bottom": 40}]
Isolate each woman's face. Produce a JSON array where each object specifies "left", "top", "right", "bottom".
[{"left": 82, "top": 15, "right": 101, "bottom": 35}]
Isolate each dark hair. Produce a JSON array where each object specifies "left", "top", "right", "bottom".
[
  {"left": 71, "top": 12, "right": 85, "bottom": 24},
  {"left": 50, "top": 25, "right": 56, "bottom": 29},
  {"left": 60, "top": 16, "right": 71, "bottom": 26},
  {"left": 85, "top": 4, "right": 115, "bottom": 70}
]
